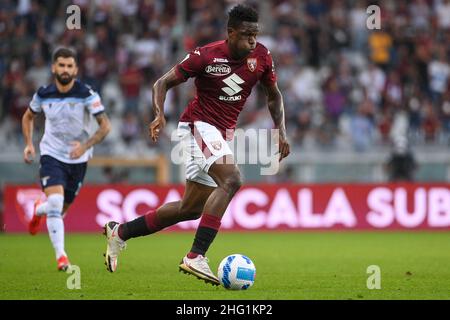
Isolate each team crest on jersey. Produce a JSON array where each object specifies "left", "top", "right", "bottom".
[
  {"left": 69, "top": 102, "right": 75, "bottom": 110},
  {"left": 247, "top": 58, "right": 257, "bottom": 72},
  {"left": 210, "top": 141, "right": 222, "bottom": 151}
]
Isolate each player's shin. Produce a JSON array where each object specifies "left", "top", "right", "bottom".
[
  {"left": 188, "top": 213, "right": 221, "bottom": 258},
  {"left": 117, "top": 201, "right": 196, "bottom": 240},
  {"left": 45, "top": 194, "right": 66, "bottom": 259},
  {"left": 118, "top": 209, "right": 164, "bottom": 241}
]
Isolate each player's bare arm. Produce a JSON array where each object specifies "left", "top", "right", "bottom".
[
  {"left": 70, "top": 112, "right": 111, "bottom": 159},
  {"left": 263, "top": 82, "right": 290, "bottom": 161},
  {"left": 149, "top": 67, "right": 185, "bottom": 142},
  {"left": 22, "top": 108, "right": 37, "bottom": 164}
]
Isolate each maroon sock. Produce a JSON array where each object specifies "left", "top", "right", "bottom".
[
  {"left": 188, "top": 213, "right": 221, "bottom": 258},
  {"left": 143, "top": 209, "right": 163, "bottom": 232},
  {"left": 118, "top": 209, "right": 163, "bottom": 241}
]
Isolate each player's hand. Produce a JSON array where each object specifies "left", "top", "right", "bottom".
[
  {"left": 149, "top": 115, "right": 166, "bottom": 142},
  {"left": 23, "top": 144, "right": 36, "bottom": 164},
  {"left": 69, "top": 141, "right": 87, "bottom": 159},
  {"left": 278, "top": 137, "right": 290, "bottom": 162}
]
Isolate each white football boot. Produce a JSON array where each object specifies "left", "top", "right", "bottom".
[
  {"left": 103, "top": 221, "right": 127, "bottom": 272},
  {"left": 179, "top": 255, "right": 220, "bottom": 286}
]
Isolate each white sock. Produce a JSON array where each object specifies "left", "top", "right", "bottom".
[
  {"left": 45, "top": 194, "right": 66, "bottom": 259},
  {"left": 36, "top": 202, "right": 47, "bottom": 216},
  {"left": 46, "top": 216, "right": 66, "bottom": 259}
]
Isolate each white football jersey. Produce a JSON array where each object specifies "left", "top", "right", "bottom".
[{"left": 29, "top": 80, "right": 105, "bottom": 164}]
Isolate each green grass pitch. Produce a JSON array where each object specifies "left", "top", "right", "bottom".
[{"left": 0, "top": 232, "right": 449, "bottom": 300}]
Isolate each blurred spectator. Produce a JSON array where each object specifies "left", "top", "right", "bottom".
[
  {"left": 414, "top": 39, "right": 431, "bottom": 95},
  {"left": 383, "top": 71, "right": 403, "bottom": 109},
  {"left": 377, "top": 108, "right": 393, "bottom": 143},
  {"left": 117, "top": 0, "right": 139, "bottom": 33},
  {"left": 410, "top": 0, "right": 432, "bottom": 29},
  {"left": 421, "top": 99, "right": 440, "bottom": 141},
  {"left": 317, "top": 114, "right": 338, "bottom": 147},
  {"left": 428, "top": 46, "right": 450, "bottom": 104},
  {"left": 10, "top": 21, "right": 32, "bottom": 58},
  {"left": 368, "top": 29, "right": 393, "bottom": 70},
  {"left": 436, "top": 0, "right": 450, "bottom": 29},
  {"left": 390, "top": 107, "right": 410, "bottom": 142},
  {"left": 324, "top": 76, "right": 346, "bottom": 124},
  {"left": 293, "top": 109, "right": 311, "bottom": 145},
  {"left": 275, "top": 26, "right": 299, "bottom": 56},
  {"left": 119, "top": 59, "right": 143, "bottom": 115},
  {"left": 80, "top": 44, "right": 109, "bottom": 92},
  {"left": 439, "top": 92, "right": 450, "bottom": 144},
  {"left": 133, "top": 29, "right": 161, "bottom": 74},
  {"left": 349, "top": 1, "right": 368, "bottom": 52},
  {"left": 351, "top": 99, "right": 375, "bottom": 152},
  {"left": 9, "top": 80, "right": 33, "bottom": 137},
  {"left": 385, "top": 136, "right": 417, "bottom": 182},
  {"left": 359, "top": 63, "right": 386, "bottom": 107},
  {"left": 121, "top": 111, "right": 140, "bottom": 145},
  {"left": 25, "top": 56, "right": 50, "bottom": 90}
]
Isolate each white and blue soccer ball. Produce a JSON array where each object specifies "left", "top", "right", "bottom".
[{"left": 218, "top": 254, "right": 256, "bottom": 290}]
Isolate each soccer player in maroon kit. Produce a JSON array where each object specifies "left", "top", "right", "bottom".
[{"left": 104, "top": 4, "right": 290, "bottom": 285}]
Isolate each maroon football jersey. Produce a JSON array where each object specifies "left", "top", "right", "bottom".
[{"left": 175, "top": 40, "right": 277, "bottom": 138}]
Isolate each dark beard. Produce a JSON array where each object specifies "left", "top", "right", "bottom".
[{"left": 55, "top": 73, "right": 74, "bottom": 85}]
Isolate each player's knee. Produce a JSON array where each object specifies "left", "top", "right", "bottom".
[
  {"left": 47, "top": 194, "right": 64, "bottom": 218},
  {"left": 222, "top": 173, "right": 242, "bottom": 197}
]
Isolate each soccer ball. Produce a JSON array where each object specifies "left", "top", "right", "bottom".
[{"left": 217, "top": 254, "right": 256, "bottom": 290}]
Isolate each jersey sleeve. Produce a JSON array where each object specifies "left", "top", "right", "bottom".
[
  {"left": 175, "top": 48, "right": 205, "bottom": 81},
  {"left": 85, "top": 89, "right": 105, "bottom": 116},
  {"left": 29, "top": 93, "right": 42, "bottom": 113},
  {"left": 260, "top": 50, "right": 277, "bottom": 87}
]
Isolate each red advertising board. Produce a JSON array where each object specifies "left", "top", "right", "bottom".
[{"left": 3, "top": 183, "right": 450, "bottom": 232}]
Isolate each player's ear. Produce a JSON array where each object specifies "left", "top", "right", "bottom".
[
  {"left": 227, "top": 27, "right": 236, "bottom": 38},
  {"left": 51, "top": 63, "right": 56, "bottom": 74}
]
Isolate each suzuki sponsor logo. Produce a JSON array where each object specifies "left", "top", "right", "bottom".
[
  {"left": 221, "top": 73, "right": 244, "bottom": 96},
  {"left": 205, "top": 64, "right": 231, "bottom": 76},
  {"left": 219, "top": 95, "right": 242, "bottom": 101},
  {"left": 219, "top": 73, "right": 245, "bottom": 101}
]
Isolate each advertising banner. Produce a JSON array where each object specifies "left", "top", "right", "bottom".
[{"left": 3, "top": 183, "right": 450, "bottom": 232}]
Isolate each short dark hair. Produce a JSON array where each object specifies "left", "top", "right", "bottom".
[
  {"left": 52, "top": 47, "right": 77, "bottom": 64},
  {"left": 227, "top": 4, "right": 258, "bottom": 29}
]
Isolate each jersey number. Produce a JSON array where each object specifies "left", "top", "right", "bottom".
[{"left": 221, "top": 73, "right": 244, "bottom": 96}]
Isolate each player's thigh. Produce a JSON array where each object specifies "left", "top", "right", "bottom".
[
  {"left": 64, "top": 162, "right": 88, "bottom": 205},
  {"left": 207, "top": 155, "right": 242, "bottom": 187},
  {"left": 179, "top": 179, "right": 215, "bottom": 213}
]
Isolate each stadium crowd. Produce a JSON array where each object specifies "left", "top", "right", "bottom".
[{"left": 1, "top": 0, "right": 450, "bottom": 156}]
